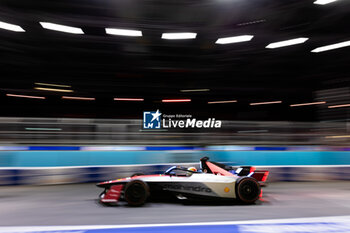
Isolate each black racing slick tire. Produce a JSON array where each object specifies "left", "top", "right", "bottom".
[
  {"left": 124, "top": 180, "right": 150, "bottom": 206},
  {"left": 235, "top": 177, "right": 261, "bottom": 204}
]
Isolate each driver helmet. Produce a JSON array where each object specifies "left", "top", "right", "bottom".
[{"left": 187, "top": 167, "right": 197, "bottom": 172}]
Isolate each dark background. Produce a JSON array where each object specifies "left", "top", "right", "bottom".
[{"left": 0, "top": 0, "right": 349, "bottom": 120}]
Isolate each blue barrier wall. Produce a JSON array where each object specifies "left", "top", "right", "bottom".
[{"left": 1, "top": 151, "right": 350, "bottom": 167}]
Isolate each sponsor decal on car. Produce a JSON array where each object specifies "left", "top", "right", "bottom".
[{"left": 162, "top": 183, "right": 212, "bottom": 193}]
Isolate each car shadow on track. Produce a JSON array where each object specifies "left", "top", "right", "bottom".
[{"left": 95, "top": 198, "right": 269, "bottom": 208}]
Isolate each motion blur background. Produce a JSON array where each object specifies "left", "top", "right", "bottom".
[
  {"left": 0, "top": 0, "right": 350, "bottom": 230},
  {"left": 0, "top": 0, "right": 350, "bottom": 180}
]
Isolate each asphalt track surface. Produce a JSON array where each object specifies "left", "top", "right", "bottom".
[{"left": 0, "top": 182, "right": 350, "bottom": 226}]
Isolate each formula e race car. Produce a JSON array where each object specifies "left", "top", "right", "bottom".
[{"left": 96, "top": 157, "right": 269, "bottom": 206}]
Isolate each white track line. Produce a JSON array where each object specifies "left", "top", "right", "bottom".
[{"left": 0, "top": 215, "right": 350, "bottom": 232}]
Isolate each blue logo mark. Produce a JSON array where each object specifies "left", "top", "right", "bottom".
[{"left": 143, "top": 110, "right": 162, "bottom": 129}]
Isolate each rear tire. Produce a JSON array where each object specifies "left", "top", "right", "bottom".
[
  {"left": 235, "top": 177, "right": 261, "bottom": 204},
  {"left": 124, "top": 180, "right": 150, "bottom": 206}
]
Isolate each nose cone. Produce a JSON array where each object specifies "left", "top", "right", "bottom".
[{"left": 96, "top": 181, "right": 109, "bottom": 187}]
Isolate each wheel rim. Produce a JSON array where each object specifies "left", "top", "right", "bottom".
[{"left": 238, "top": 179, "right": 260, "bottom": 202}]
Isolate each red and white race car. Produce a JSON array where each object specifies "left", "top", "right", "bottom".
[{"left": 96, "top": 157, "right": 269, "bottom": 206}]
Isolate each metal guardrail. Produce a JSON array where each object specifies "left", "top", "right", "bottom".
[{"left": 0, "top": 117, "right": 348, "bottom": 146}]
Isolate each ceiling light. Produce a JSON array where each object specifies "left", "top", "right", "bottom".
[
  {"left": 114, "top": 98, "right": 144, "bottom": 101},
  {"left": 25, "top": 128, "right": 62, "bottom": 131},
  {"left": 314, "top": 0, "right": 338, "bottom": 5},
  {"left": 328, "top": 103, "right": 350, "bottom": 108},
  {"left": 0, "top": 21, "right": 25, "bottom": 32},
  {"left": 250, "top": 101, "right": 282, "bottom": 106},
  {"left": 325, "top": 135, "right": 350, "bottom": 139},
  {"left": 238, "top": 130, "right": 268, "bottom": 133},
  {"left": 105, "top": 28, "right": 142, "bottom": 37},
  {"left": 161, "top": 33, "right": 197, "bottom": 40},
  {"left": 180, "top": 89, "right": 210, "bottom": 92},
  {"left": 208, "top": 100, "right": 237, "bottom": 104},
  {"left": 34, "top": 87, "right": 73, "bottom": 92},
  {"left": 215, "top": 35, "right": 254, "bottom": 44},
  {"left": 35, "top": 83, "right": 71, "bottom": 88},
  {"left": 311, "top": 41, "right": 350, "bottom": 53},
  {"left": 39, "top": 22, "right": 84, "bottom": 34},
  {"left": 6, "top": 94, "right": 45, "bottom": 99},
  {"left": 237, "top": 19, "right": 266, "bottom": 26},
  {"left": 290, "top": 101, "right": 326, "bottom": 107},
  {"left": 62, "top": 96, "right": 95, "bottom": 101},
  {"left": 162, "top": 99, "right": 191, "bottom": 103},
  {"left": 266, "top": 38, "right": 309, "bottom": 49}
]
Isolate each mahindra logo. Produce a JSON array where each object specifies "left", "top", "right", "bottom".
[{"left": 162, "top": 184, "right": 212, "bottom": 193}]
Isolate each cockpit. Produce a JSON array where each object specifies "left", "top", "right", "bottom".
[{"left": 164, "top": 166, "right": 200, "bottom": 177}]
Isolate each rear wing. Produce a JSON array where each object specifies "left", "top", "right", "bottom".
[
  {"left": 200, "top": 157, "right": 269, "bottom": 183},
  {"left": 251, "top": 170, "right": 269, "bottom": 183}
]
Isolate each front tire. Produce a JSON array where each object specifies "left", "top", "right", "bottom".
[
  {"left": 235, "top": 177, "right": 261, "bottom": 204},
  {"left": 124, "top": 180, "right": 150, "bottom": 206}
]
